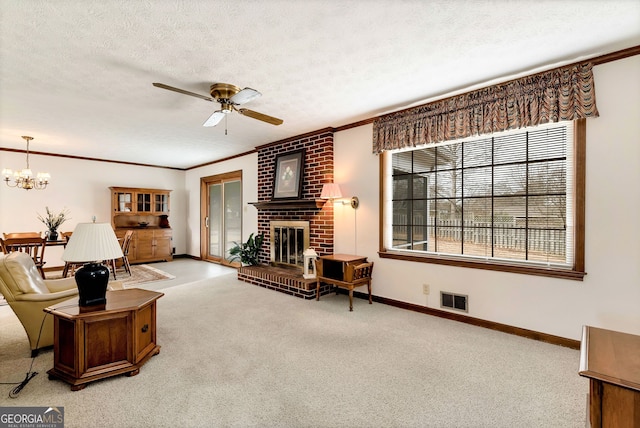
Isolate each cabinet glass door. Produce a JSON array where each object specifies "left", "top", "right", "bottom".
[
  {"left": 137, "top": 193, "right": 152, "bottom": 212},
  {"left": 154, "top": 194, "right": 169, "bottom": 212},
  {"left": 116, "top": 192, "right": 133, "bottom": 212}
]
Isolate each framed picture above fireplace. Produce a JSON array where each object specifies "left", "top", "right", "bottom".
[{"left": 272, "top": 149, "right": 305, "bottom": 199}]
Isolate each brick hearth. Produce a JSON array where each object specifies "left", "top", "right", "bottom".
[{"left": 237, "top": 265, "right": 332, "bottom": 300}]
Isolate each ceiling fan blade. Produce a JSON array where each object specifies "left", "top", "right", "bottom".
[
  {"left": 203, "top": 111, "right": 226, "bottom": 127},
  {"left": 153, "top": 83, "right": 213, "bottom": 102},
  {"left": 230, "top": 88, "right": 261, "bottom": 105},
  {"left": 238, "top": 108, "right": 283, "bottom": 125}
]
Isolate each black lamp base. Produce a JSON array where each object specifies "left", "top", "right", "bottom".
[{"left": 75, "top": 263, "right": 110, "bottom": 307}]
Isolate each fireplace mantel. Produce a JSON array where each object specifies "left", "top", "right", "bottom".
[{"left": 249, "top": 199, "right": 326, "bottom": 210}]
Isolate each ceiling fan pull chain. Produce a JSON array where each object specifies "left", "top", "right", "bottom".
[{"left": 225, "top": 114, "right": 228, "bottom": 135}]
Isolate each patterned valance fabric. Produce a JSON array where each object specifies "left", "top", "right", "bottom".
[{"left": 372, "top": 62, "right": 598, "bottom": 153}]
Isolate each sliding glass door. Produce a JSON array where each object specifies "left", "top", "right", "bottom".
[{"left": 200, "top": 171, "right": 242, "bottom": 264}]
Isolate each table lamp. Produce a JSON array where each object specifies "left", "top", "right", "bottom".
[{"left": 62, "top": 222, "right": 123, "bottom": 306}]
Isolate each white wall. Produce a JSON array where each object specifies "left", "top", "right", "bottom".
[
  {"left": 333, "top": 55, "right": 640, "bottom": 340},
  {"left": 184, "top": 153, "right": 258, "bottom": 257},
  {"left": 0, "top": 155, "right": 185, "bottom": 267}
]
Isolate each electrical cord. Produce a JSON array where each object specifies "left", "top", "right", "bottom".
[
  {"left": 354, "top": 206, "right": 357, "bottom": 255},
  {"left": 2, "top": 302, "right": 81, "bottom": 397},
  {"left": 1, "top": 312, "right": 49, "bottom": 398},
  {"left": 6, "top": 371, "right": 38, "bottom": 398}
]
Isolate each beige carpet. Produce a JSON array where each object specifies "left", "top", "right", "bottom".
[{"left": 0, "top": 273, "right": 587, "bottom": 427}]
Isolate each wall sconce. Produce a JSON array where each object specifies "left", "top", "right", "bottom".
[
  {"left": 320, "top": 183, "right": 359, "bottom": 209},
  {"left": 320, "top": 183, "right": 342, "bottom": 200}
]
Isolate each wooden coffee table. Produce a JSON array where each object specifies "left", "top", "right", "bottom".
[{"left": 44, "top": 288, "right": 163, "bottom": 391}]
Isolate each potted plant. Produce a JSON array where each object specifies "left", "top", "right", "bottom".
[
  {"left": 228, "top": 232, "right": 265, "bottom": 266},
  {"left": 37, "top": 207, "right": 70, "bottom": 241}
]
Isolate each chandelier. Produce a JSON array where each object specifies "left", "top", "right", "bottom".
[{"left": 2, "top": 136, "right": 50, "bottom": 190}]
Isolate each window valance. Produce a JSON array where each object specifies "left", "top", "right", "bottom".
[{"left": 372, "top": 62, "right": 598, "bottom": 153}]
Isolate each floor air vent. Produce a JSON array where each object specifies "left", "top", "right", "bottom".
[{"left": 441, "top": 292, "right": 468, "bottom": 312}]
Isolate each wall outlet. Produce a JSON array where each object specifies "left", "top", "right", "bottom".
[{"left": 422, "top": 283, "right": 430, "bottom": 295}]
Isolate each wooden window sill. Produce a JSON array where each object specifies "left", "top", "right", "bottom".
[{"left": 378, "top": 250, "right": 586, "bottom": 281}]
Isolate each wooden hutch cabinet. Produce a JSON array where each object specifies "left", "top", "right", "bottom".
[{"left": 109, "top": 187, "right": 173, "bottom": 263}]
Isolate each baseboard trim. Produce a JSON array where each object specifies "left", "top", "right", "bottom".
[
  {"left": 174, "top": 254, "right": 200, "bottom": 260},
  {"left": 344, "top": 289, "right": 580, "bottom": 349}
]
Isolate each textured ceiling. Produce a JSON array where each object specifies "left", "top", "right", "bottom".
[{"left": 1, "top": 1, "right": 639, "bottom": 169}]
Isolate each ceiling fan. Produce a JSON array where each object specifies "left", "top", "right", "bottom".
[{"left": 152, "top": 82, "right": 283, "bottom": 127}]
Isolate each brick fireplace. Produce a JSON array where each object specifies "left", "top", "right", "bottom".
[{"left": 237, "top": 129, "right": 335, "bottom": 299}]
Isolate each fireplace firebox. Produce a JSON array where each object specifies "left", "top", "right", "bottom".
[{"left": 270, "top": 221, "right": 310, "bottom": 269}]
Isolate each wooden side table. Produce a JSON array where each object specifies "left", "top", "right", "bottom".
[
  {"left": 44, "top": 288, "right": 163, "bottom": 391},
  {"left": 315, "top": 254, "right": 373, "bottom": 311},
  {"left": 578, "top": 326, "right": 640, "bottom": 427}
]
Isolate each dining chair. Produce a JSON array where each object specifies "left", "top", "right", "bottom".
[
  {"left": 61, "top": 231, "right": 83, "bottom": 278},
  {"left": 3, "top": 232, "right": 42, "bottom": 239},
  {"left": 0, "top": 236, "right": 48, "bottom": 278},
  {"left": 109, "top": 229, "right": 134, "bottom": 279}
]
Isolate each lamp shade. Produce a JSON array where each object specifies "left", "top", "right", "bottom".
[
  {"left": 320, "top": 183, "right": 342, "bottom": 200},
  {"left": 62, "top": 223, "right": 123, "bottom": 262}
]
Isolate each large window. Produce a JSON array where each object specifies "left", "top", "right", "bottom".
[{"left": 381, "top": 121, "right": 585, "bottom": 280}]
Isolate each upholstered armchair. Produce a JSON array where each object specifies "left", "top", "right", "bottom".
[{"left": 0, "top": 252, "right": 78, "bottom": 355}]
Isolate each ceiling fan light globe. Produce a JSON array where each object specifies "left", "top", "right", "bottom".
[{"left": 220, "top": 103, "right": 233, "bottom": 114}]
